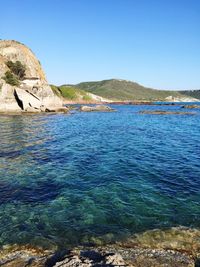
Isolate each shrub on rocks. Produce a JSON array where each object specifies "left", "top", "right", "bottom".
[
  {"left": 3, "top": 71, "right": 20, "bottom": 86},
  {"left": 6, "top": 60, "right": 26, "bottom": 80}
]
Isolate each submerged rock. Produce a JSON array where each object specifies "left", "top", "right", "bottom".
[
  {"left": 140, "top": 110, "right": 196, "bottom": 115},
  {"left": 182, "top": 104, "right": 200, "bottom": 109},
  {"left": 80, "top": 105, "right": 115, "bottom": 112},
  {"left": 120, "top": 226, "right": 200, "bottom": 255},
  {"left": 0, "top": 40, "right": 63, "bottom": 113},
  {"left": 0, "top": 245, "right": 50, "bottom": 267}
]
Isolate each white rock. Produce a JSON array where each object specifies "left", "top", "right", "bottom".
[
  {"left": 0, "top": 40, "right": 63, "bottom": 113},
  {"left": 15, "top": 88, "right": 41, "bottom": 110}
]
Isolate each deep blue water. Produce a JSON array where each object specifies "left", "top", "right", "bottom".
[{"left": 0, "top": 104, "right": 200, "bottom": 248}]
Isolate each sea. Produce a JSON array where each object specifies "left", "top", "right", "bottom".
[{"left": 0, "top": 103, "right": 200, "bottom": 249}]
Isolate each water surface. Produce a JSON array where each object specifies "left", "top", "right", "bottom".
[{"left": 0, "top": 104, "right": 200, "bottom": 248}]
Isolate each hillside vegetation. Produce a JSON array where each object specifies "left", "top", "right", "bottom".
[
  {"left": 75, "top": 79, "right": 183, "bottom": 101},
  {"left": 179, "top": 90, "right": 200, "bottom": 100},
  {"left": 52, "top": 79, "right": 200, "bottom": 102},
  {"left": 51, "top": 85, "right": 92, "bottom": 101}
]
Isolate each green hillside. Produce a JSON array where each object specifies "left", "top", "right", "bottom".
[
  {"left": 51, "top": 85, "right": 92, "bottom": 101},
  {"left": 51, "top": 80, "right": 200, "bottom": 102},
  {"left": 179, "top": 90, "right": 200, "bottom": 100},
  {"left": 75, "top": 79, "right": 182, "bottom": 101}
]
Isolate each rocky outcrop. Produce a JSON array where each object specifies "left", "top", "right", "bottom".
[
  {"left": 1, "top": 227, "right": 200, "bottom": 267},
  {"left": 86, "top": 93, "right": 113, "bottom": 103},
  {"left": 0, "top": 40, "right": 63, "bottom": 113},
  {"left": 80, "top": 105, "right": 115, "bottom": 112},
  {"left": 165, "top": 95, "right": 200, "bottom": 102},
  {"left": 51, "top": 248, "right": 194, "bottom": 267},
  {"left": 0, "top": 246, "right": 195, "bottom": 267},
  {"left": 140, "top": 110, "right": 196, "bottom": 115},
  {"left": 182, "top": 104, "right": 200, "bottom": 109}
]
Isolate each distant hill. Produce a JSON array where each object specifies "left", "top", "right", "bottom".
[
  {"left": 52, "top": 79, "right": 200, "bottom": 102},
  {"left": 179, "top": 90, "right": 200, "bottom": 100},
  {"left": 75, "top": 79, "right": 183, "bottom": 101}
]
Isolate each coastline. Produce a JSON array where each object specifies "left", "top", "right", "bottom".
[
  {"left": 1, "top": 226, "right": 200, "bottom": 266},
  {"left": 0, "top": 101, "right": 199, "bottom": 116},
  {"left": 61, "top": 99, "right": 200, "bottom": 106},
  {"left": 0, "top": 104, "right": 200, "bottom": 266}
]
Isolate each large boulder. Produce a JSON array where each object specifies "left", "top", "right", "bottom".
[
  {"left": 15, "top": 88, "right": 41, "bottom": 110},
  {"left": 0, "top": 40, "right": 63, "bottom": 112}
]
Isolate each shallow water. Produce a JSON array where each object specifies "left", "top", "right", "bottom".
[{"left": 0, "top": 104, "right": 200, "bottom": 248}]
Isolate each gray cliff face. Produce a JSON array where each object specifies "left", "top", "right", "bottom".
[{"left": 0, "top": 40, "right": 63, "bottom": 112}]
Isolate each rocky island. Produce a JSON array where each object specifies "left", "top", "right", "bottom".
[{"left": 0, "top": 40, "right": 65, "bottom": 113}]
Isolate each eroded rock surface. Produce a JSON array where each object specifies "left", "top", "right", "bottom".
[
  {"left": 0, "top": 40, "right": 63, "bottom": 113},
  {"left": 2, "top": 227, "right": 200, "bottom": 267},
  {"left": 80, "top": 105, "right": 115, "bottom": 112},
  {"left": 120, "top": 227, "right": 200, "bottom": 255},
  {"left": 0, "top": 246, "right": 195, "bottom": 267}
]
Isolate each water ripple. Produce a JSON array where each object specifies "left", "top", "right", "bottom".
[{"left": 0, "top": 105, "right": 200, "bottom": 247}]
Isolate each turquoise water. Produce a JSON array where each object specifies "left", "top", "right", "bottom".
[{"left": 0, "top": 104, "right": 200, "bottom": 248}]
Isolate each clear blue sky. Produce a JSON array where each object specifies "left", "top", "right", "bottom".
[{"left": 1, "top": 0, "right": 200, "bottom": 89}]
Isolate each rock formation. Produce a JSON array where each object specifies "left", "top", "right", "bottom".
[
  {"left": 0, "top": 40, "right": 64, "bottom": 113},
  {"left": 165, "top": 95, "right": 200, "bottom": 102},
  {"left": 139, "top": 110, "right": 196, "bottom": 115},
  {"left": 80, "top": 105, "right": 115, "bottom": 112},
  {"left": 1, "top": 227, "right": 200, "bottom": 266},
  {"left": 182, "top": 104, "right": 200, "bottom": 109}
]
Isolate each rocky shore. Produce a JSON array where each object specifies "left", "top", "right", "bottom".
[
  {"left": 80, "top": 105, "right": 115, "bottom": 112},
  {"left": 0, "top": 40, "right": 64, "bottom": 113},
  {"left": 139, "top": 110, "right": 196, "bottom": 115},
  {"left": 182, "top": 104, "right": 200, "bottom": 109},
  {"left": 1, "top": 227, "right": 200, "bottom": 267}
]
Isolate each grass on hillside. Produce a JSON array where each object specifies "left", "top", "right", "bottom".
[
  {"left": 51, "top": 79, "right": 200, "bottom": 102},
  {"left": 76, "top": 79, "right": 183, "bottom": 101},
  {"left": 179, "top": 90, "right": 200, "bottom": 100},
  {"left": 51, "top": 85, "right": 93, "bottom": 101}
]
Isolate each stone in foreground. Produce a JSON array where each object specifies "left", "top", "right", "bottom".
[
  {"left": 3, "top": 226, "right": 200, "bottom": 267},
  {"left": 0, "top": 246, "right": 195, "bottom": 267}
]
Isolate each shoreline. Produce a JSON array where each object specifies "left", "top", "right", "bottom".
[
  {"left": 60, "top": 100, "right": 200, "bottom": 106},
  {"left": 1, "top": 226, "right": 200, "bottom": 266},
  {"left": 0, "top": 101, "right": 199, "bottom": 116}
]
